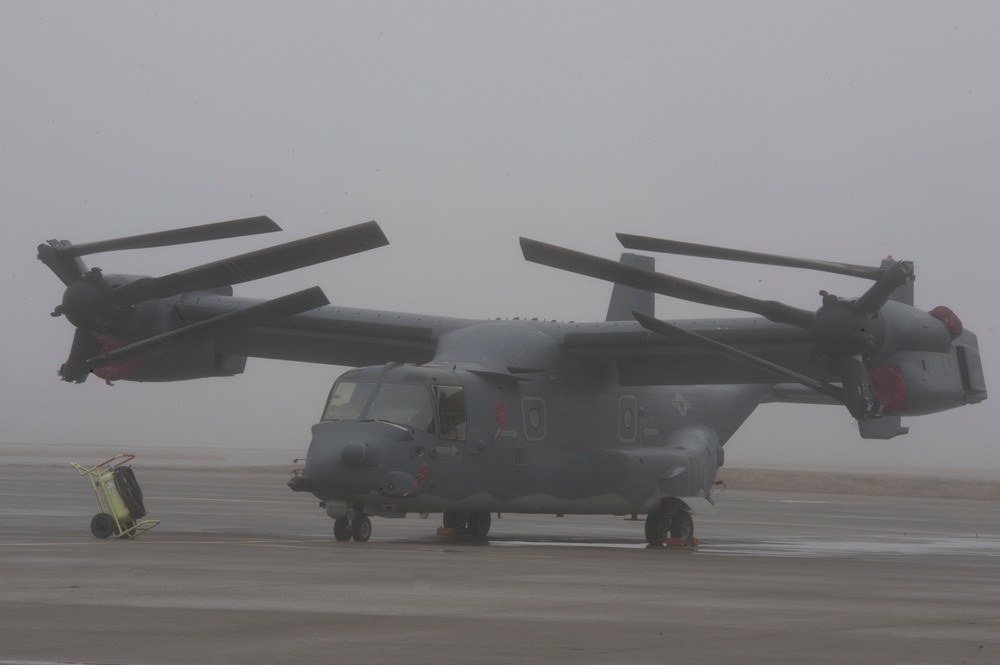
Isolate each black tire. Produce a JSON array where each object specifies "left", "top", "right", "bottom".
[
  {"left": 113, "top": 466, "right": 147, "bottom": 520},
  {"left": 442, "top": 511, "right": 466, "bottom": 530},
  {"left": 669, "top": 511, "right": 694, "bottom": 544},
  {"left": 467, "top": 511, "right": 492, "bottom": 538},
  {"left": 333, "top": 517, "right": 352, "bottom": 541},
  {"left": 351, "top": 516, "right": 372, "bottom": 542},
  {"left": 90, "top": 512, "right": 115, "bottom": 539},
  {"left": 644, "top": 509, "right": 669, "bottom": 546}
]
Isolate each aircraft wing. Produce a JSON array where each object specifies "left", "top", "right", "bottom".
[
  {"left": 553, "top": 317, "right": 830, "bottom": 386},
  {"left": 41, "top": 219, "right": 483, "bottom": 383},
  {"left": 519, "top": 233, "right": 988, "bottom": 438},
  {"left": 176, "top": 294, "right": 479, "bottom": 368},
  {"left": 182, "top": 294, "right": 825, "bottom": 387}
]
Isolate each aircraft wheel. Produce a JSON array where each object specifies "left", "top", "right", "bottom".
[
  {"left": 333, "top": 517, "right": 352, "bottom": 541},
  {"left": 643, "top": 509, "right": 669, "bottom": 546},
  {"left": 467, "top": 511, "right": 491, "bottom": 538},
  {"left": 352, "top": 516, "right": 372, "bottom": 542},
  {"left": 669, "top": 511, "right": 694, "bottom": 544},
  {"left": 442, "top": 511, "right": 466, "bottom": 530},
  {"left": 90, "top": 512, "right": 115, "bottom": 539}
]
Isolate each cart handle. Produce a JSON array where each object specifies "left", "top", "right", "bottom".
[{"left": 70, "top": 453, "right": 136, "bottom": 475}]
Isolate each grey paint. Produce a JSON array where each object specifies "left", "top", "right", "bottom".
[{"left": 37, "top": 222, "right": 987, "bottom": 543}]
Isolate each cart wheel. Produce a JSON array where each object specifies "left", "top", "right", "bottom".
[{"left": 90, "top": 512, "right": 115, "bottom": 539}]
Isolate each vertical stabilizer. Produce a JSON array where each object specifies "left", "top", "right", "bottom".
[
  {"left": 883, "top": 257, "right": 914, "bottom": 305},
  {"left": 606, "top": 253, "right": 655, "bottom": 321}
]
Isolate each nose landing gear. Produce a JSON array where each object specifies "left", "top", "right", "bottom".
[{"left": 332, "top": 515, "right": 372, "bottom": 542}]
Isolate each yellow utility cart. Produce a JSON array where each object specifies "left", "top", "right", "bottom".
[{"left": 71, "top": 454, "right": 160, "bottom": 539}]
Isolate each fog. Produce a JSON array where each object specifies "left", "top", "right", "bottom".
[{"left": 2, "top": 2, "right": 997, "bottom": 472}]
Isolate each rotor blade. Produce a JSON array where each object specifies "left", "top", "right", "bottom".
[
  {"left": 520, "top": 237, "right": 814, "bottom": 329},
  {"left": 86, "top": 287, "right": 330, "bottom": 369},
  {"left": 616, "top": 234, "right": 886, "bottom": 280},
  {"left": 632, "top": 311, "right": 846, "bottom": 404},
  {"left": 37, "top": 241, "right": 88, "bottom": 286},
  {"left": 57, "top": 216, "right": 282, "bottom": 258},
  {"left": 58, "top": 329, "right": 103, "bottom": 383},
  {"left": 836, "top": 355, "right": 880, "bottom": 420},
  {"left": 110, "top": 221, "right": 388, "bottom": 306},
  {"left": 851, "top": 260, "right": 914, "bottom": 315}
]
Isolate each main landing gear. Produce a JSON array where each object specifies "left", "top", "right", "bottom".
[
  {"left": 440, "top": 510, "right": 492, "bottom": 538},
  {"left": 644, "top": 501, "right": 695, "bottom": 547},
  {"left": 333, "top": 516, "right": 371, "bottom": 542},
  {"left": 332, "top": 511, "right": 493, "bottom": 542},
  {"left": 332, "top": 508, "right": 689, "bottom": 544}
]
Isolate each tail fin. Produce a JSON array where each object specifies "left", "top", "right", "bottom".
[
  {"left": 883, "top": 257, "right": 914, "bottom": 305},
  {"left": 606, "top": 253, "right": 655, "bottom": 321}
]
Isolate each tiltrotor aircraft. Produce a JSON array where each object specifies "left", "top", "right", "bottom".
[{"left": 39, "top": 217, "right": 988, "bottom": 544}]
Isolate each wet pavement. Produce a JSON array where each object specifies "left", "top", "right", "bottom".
[{"left": 2, "top": 461, "right": 999, "bottom": 664}]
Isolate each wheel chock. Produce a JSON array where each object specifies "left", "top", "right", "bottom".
[
  {"left": 665, "top": 537, "right": 699, "bottom": 548},
  {"left": 436, "top": 527, "right": 468, "bottom": 536}
]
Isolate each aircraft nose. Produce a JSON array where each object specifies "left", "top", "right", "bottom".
[
  {"left": 296, "top": 439, "right": 373, "bottom": 495},
  {"left": 292, "top": 421, "right": 414, "bottom": 498},
  {"left": 340, "top": 439, "right": 381, "bottom": 467}
]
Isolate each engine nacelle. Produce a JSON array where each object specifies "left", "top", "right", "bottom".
[
  {"left": 62, "top": 284, "right": 248, "bottom": 384},
  {"left": 90, "top": 337, "right": 247, "bottom": 383},
  {"left": 871, "top": 330, "right": 987, "bottom": 417}
]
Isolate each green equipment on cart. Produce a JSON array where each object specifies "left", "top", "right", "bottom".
[{"left": 71, "top": 454, "right": 160, "bottom": 539}]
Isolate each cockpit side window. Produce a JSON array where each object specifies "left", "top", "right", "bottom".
[
  {"left": 433, "top": 385, "right": 467, "bottom": 441},
  {"left": 322, "top": 380, "right": 376, "bottom": 421},
  {"left": 365, "top": 383, "right": 435, "bottom": 432}
]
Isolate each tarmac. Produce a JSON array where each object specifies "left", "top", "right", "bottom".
[{"left": 1, "top": 456, "right": 999, "bottom": 665}]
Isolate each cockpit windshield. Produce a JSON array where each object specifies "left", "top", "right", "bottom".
[
  {"left": 320, "top": 367, "right": 467, "bottom": 441},
  {"left": 366, "top": 383, "right": 435, "bottom": 431},
  {"left": 321, "top": 379, "right": 376, "bottom": 421}
]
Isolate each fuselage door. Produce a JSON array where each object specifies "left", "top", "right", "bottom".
[
  {"left": 522, "top": 397, "right": 546, "bottom": 441},
  {"left": 433, "top": 384, "right": 467, "bottom": 441},
  {"left": 619, "top": 394, "right": 637, "bottom": 443}
]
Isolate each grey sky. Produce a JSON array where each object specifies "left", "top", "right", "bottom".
[{"left": 2, "top": 2, "right": 997, "bottom": 471}]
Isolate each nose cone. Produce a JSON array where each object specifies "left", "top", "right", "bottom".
[
  {"left": 341, "top": 440, "right": 381, "bottom": 467},
  {"left": 300, "top": 421, "right": 413, "bottom": 501}
]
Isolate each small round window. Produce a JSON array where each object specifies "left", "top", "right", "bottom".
[
  {"left": 528, "top": 407, "right": 541, "bottom": 430},
  {"left": 522, "top": 398, "right": 546, "bottom": 441},
  {"left": 622, "top": 407, "right": 633, "bottom": 430}
]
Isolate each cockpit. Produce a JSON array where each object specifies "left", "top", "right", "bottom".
[{"left": 321, "top": 365, "right": 467, "bottom": 441}]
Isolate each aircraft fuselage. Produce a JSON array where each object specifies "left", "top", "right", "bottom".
[{"left": 297, "top": 343, "right": 766, "bottom": 525}]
